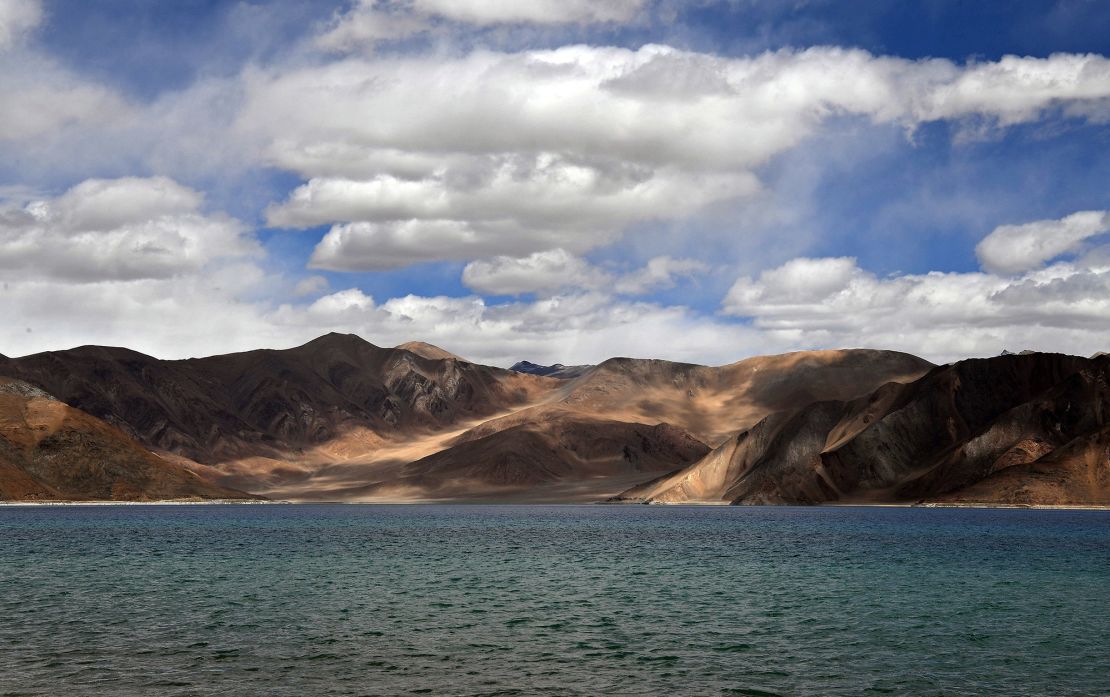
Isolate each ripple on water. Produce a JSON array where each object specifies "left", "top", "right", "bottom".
[{"left": 0, "top": 504, "right": 1108, "bottom": 696}]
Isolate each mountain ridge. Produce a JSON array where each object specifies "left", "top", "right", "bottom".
[
  {"left": 617, "top": 352, "right": 1110, "bottom": 506},
  {"left": 2, "top": 334, "right": 1103, "bottom": 505}
]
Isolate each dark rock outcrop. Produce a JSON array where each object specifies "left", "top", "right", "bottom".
[
  {"left": 621, "top": 353, "right": 1110, "bottom": 506},
  {"left": 0, "top": 378, "right": 255, "bottom": 501},
  {"left": 0, "top": 333, "right": 554, "bottom": 464},
  {"left": 510, "top": 360, "right": 594, "bottom": 380}
]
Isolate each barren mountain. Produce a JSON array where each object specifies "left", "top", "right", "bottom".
[
  {"left": 0, "top": 333, "right": 554, "bottom": 464},
  {"left": 516, "top": 349, "right": 934, "bottom": 446},
  {"left": 301, "top": 413, "right": 710, "bottom": 502},
  {"left": 0, "top": 378, "right": 253, "bottom": 501},
  {"left": 510, "top": 361, "right": 594, "bottom": 380},
  {"left": 619, "top": 353, "right": 1110, "bottom": 506},
  {"left": 0, "top": 337, "right": 939, "bottom": 502},
  {"left": 395, "top": 341, "right": 467, "bottom": 362}
]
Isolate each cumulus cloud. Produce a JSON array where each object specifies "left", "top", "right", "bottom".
[
  {"left": 316, "top": 0, "right": 649, "bottom": 51},
  {"left": 461, "top": 249, "right": 609, "bottom": 296},
  {"left": 722, "top": 215, "right": 1110, "bottom": 361},
  {"left": 0, "top": 0, "right": 41, "bottom": 49},
  {"left": 0, "top": 177, "right": 258, "bottom": 282},
  {"left": 975, "top": 210, "right": 1109, "bottom": 274},
  {"left": 5, "top": 211, "right": 1109, "bottom": 366},
  {"left": 917, "top": 53, "right": 1110, "bottom": 125},
  {"left": 293, "top": 275, "right": 330, "bottom": 297},
  {"left": 0, "top": 266, "right": 763, "bottom": 366},
  {"left": 282, "top": 160, "right": 753, "bottom": 269},
  {"left": 614, "top": 256, "right": 708, "bottom": 295},
  {"left": 461, "top": 250, "right": 709, "bottom": 297},
  {"left": 242, "top": 45, "right": 1110, "bottom": 271},
  {"left": 411, "top": 0, "right": 647, "bottom": 25},
  {"left": 0, "top": 53, "right": 130, "bottom": 141},
  {"left": 316, "top": 4, "right": 428, "bottom": 51}
]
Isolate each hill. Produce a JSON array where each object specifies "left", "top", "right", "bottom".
[
  {"left": 618, "top": 353, "right": 1110, "bottom": 506},
  {"left": 0, "top": 378, "right": 254, "bottom": 501}
]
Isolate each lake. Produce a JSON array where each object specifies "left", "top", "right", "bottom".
[{"left": 1, "top": 504, "right": 1107, "bottom": 695}]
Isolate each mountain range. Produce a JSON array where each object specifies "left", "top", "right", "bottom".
[{"left": 0, "top": 334, "right": 1105, "bottom": 505}]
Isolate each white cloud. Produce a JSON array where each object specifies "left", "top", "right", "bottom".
[
  {"left": 281, "top": 160, "right": 756, "bottom": 269},
  {"left": 241, "top": 45, "right": 1110, "bottom": 271},
  {"left": 614, "top": 256, "right": 708, "bottom": 295},
  {"left": 917, "top": 53, "right": 1110, "bottom": 125},
  {"left": 5, "top": 210, "right": 1109, "bottom": 365},
  {"left": 316, "top": 3, "right": 428, "bottom": 52},
  {"left": 975, "top": 210, "right": 1109, "bottom": 274},
  {"left": 307, "top": 287, "right": 377, "bottom": 315},
  {"left": 461, "top": 248, "right": 610, "bottom": 295},
  {"left": 411, "top": 0, "right": 648, "bottom": 25},
  {"left": 722, "top": 225, "right": 1110, "bottom": 362},
  {"left": 462, "top": 250, "right": 708, "bottom": 297},
  {"left": 0, "top": 52, "right": 130, "bottom": 141},
  {"left": 0, "top": 0, "right": 41, "bottom": 49},
  {"left": 293, "top": 275, "right": 330, "bottom": 297},
  {"left": 0, "top": 176, "right": 258, "bottom": 282},
  {"left": 316, "top": 0, "right": 649, "bottom": 51},
  {"left": 0, "top": 267, "right": 763, "bottom": 366}
]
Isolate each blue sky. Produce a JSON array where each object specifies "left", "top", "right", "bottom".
[{"left": 0, "top": 0, "right": 1108, "bottom": 365}]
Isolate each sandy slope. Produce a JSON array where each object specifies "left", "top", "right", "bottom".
[
  {"left": 0, "top": 378, "right": 254, "bottom": 501},
  {"left": 619, "top": 353, "right": 1110, "bottom": 506},
  {"left": 0, "top": 338, "right": 937, "bottom": 502}
]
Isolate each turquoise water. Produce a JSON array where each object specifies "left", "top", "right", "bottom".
[{"left": 0, "top": 505, "right": 1107, "bottom": 696}]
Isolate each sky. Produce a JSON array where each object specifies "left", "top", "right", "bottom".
[{"left": 0, "top": 0, "right": 1108, "bottom": 366}]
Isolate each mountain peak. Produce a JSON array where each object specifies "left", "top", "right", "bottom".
[
  {"left": 395, "top": 341, "right": 465, "bottom": 362},
  {"left": 511, "top": 360, "right": 593, "bottom": 379},
  {"left": 299, "top": 332, "right": 377, "bottom": 350}
]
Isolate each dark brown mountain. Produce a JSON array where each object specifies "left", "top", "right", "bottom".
[
  {"left": 305, "top": 413, "right": 711, "bottom": 502},
  {"left": 526, "top": 348, "right": 934, "bottom": 446},
  {"left": 510, "top": 360, "right": 594, "bottom": 380},
  {"left": 619, "top": 353, "right": 1110, "bottom": 506},
  {"left": 0, "top": 378, "right": 254, "bottom": 501},
  {"left": 0, "top": 333, "right": 554, "bottom": 464},
  {"left": 0, "top": 338, "right": 939, "bottom": 502}
]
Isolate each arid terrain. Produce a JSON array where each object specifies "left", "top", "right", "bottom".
[
  {"left": 1, "top": 334, "right": 1106, "bottom": 505},
  {"left": 0, "top": 377, "right": 253, "bottom": 501}
]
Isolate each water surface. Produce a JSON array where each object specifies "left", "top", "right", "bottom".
[{"left": 1, "top": 504, "right": 1107, "bottom": 695}]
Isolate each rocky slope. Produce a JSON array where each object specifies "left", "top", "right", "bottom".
[
  {"left": 540, "top": 349, "right": 933, "bottom": 446},
  {"left": 0, "top": 338, "right": 939, "bottom": 501},
  {"left": 619, "top": 353, "right": 1110, "bottom": 506},
  {"left": 0, "top": 378, "right": 254, "bottom": 501},
  {"left": 510, "top": 361, "right": 594, "bottom": 380},
  {"left": 341, "top": 413, "right": 711, "bottom": 501},
  {"left": 0, "top": 333, "right": 554, "bottom": 464}
]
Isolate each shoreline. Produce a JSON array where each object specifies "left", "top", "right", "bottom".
[
  {"left": 0, "top": 499, "right": 281, "bottom": 506},
  {"left": 1, "top": 499, "right": 1108, "bottom": 511}
]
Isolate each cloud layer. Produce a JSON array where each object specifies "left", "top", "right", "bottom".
[
  {"left": 0, "top": 0, "right": 41, "bottom": 49},
  {"left": 0, "top": 4, "right": 1108, "bottom": 366},
  {"left": 316, "top": 0, "right": 649, "bottom": 51},
  {"left": 975, "top": 210, "right": 1109, "bottom": 274},
  {"left": 723, "top": 210, "right": 1110, "bottom": 359},
  {"left": 0, "top": 177, "right": 257, "bottom": 282},
  {"left": 241, "top": 45, "right": 1110, "bottom": 271}
]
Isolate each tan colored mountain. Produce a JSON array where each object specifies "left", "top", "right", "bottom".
[
  {"left": 0, "top": 336, "right": 934, "bottom": 502},
  {"left": 394, "top": 341, "right": 467, "bottom": 362},
  {"left": 0, "top": 378, "right": 254, "bottom": 501},
  {"left": 618, "top": 353, "right": 1110, "bottom": 506}
]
